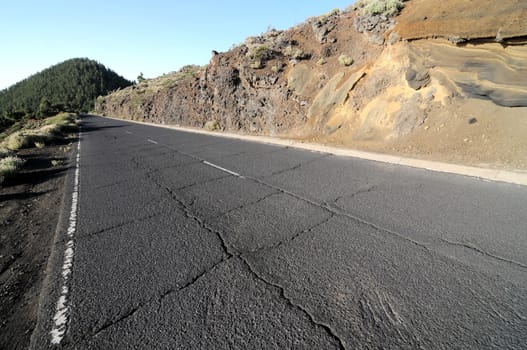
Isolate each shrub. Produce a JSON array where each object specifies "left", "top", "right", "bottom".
[
  {"left": 248, "top": 45, "right": 273, "bottom": 69},
  {"left": 250, "top": 60, "right": 262, "bottom": 69},
  {"left": 329, "top": 8, "right": 340, "bottom": 16},
  {"left": 0, "top": 156, "right": 25, "bottom": 184},
  {"left": 316, "top": 58, "right": 327, "bottom": 65},
  {"left": 357, "top": 0, "right": 406, "bottom": 17},
  {"left": 338, "top": 55, "right": 354, "bottom": 66},
  {"left": 0, "top": 146, "right": 11, "bottom": 158},
  {"left": 284, "top": 47, "right": 309, "bottom": 60},
  {"left": 271, "top": 65, "right": 282, "bottom": 73},
  {"left": 51, "top": 159, "right": 63, "bottom": 167},
  {"left": 248, "top": 45, "right": 270, "bottom": 61},
  {"left": 204, "top": 120, "right": 219, "bottom": 131},
  {"left": 174, "top": 65, "right": 201, "bottom": 80}
]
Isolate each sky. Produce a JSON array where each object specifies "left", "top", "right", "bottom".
[{"left": 0, "top": 0, "right": 355, "bottom": 90}]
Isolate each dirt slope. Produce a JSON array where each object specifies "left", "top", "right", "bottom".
[
  {"left": 396, "top": 0, "right": 527, "bottom": 41},
  {"left": 0, "top": 145, "right": 70, "bottom": 349},
  {"left": 96, "top": 0, "right": 527, "bottom": 170}
]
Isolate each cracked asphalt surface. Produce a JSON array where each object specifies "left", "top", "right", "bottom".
[{"left": 32, "top": 115, "right": 527, "bottom": 349}]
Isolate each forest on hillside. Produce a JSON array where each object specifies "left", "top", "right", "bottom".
[{"left": 0, "top": 58, "right": 132, "bottom": 131}]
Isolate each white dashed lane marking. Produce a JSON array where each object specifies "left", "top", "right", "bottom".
[{"left": 203, "top": 160, "right": 243, "bottom": 178}]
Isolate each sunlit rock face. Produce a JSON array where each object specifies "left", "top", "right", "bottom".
[{"left": 95, "top": 0, "right": 527, "bottom": 169}]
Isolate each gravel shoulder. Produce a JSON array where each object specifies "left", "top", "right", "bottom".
[{"left": 0, "top": 143, "right": 73, "bottom": 349}]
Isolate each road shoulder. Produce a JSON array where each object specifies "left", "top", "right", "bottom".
[{"left": 0, "top": 143, "right": 74, "bottom": 349}]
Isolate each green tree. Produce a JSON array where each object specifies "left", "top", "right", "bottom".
[{"left": 38, "top": 97, "right": 54, "bottom": 117}]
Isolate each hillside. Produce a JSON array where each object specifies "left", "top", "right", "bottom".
[
  {"left": 95, "top": 0, "right": 527, "bottom": 170},
  {"left": 0, "top": 58, "right": 132, "bottom": 131}
]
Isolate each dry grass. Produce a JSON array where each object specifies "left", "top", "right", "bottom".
[
  {"left": 0, "top": 156, "right": 25, "bottom": 184},
  {"left": 4, "top": 129, "right": 52, "bottom": 150},
  {"left": 1, "top": 113, "right": 77, "bottom": 151},
  {"left": 51, "top": 159, "right": 63, "bottom": 167},
  {"left": 0, "top": 112, "right": 77, "bottom": 184}
]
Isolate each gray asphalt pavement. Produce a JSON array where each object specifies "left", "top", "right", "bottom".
[{"left": 32, "top": 115, "right": 527, "bottom": 349}]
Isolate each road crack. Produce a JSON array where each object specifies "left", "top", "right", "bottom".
[
  {"left": 133, "top": 157, "right": 235, "bottom": 258},
  {"left": 128, "top": 148, "right": 348, "bottom": 348},
  {"left": 328, "top": 185, "right": 377, "bottom": 211},
  {"left": 67, "top": 257, "right": 232, "bottom": 347},
  {"left": 438, "top": 237, "right": 527, "bottom": 270},
  {"left": 212, "top": 191, "right": 280, "bottom": 218},
  {"left": 143, "top": 159, "right": 203, "bottom": 174},
  {"left": 68, "top": 212, "right": 164, "bottom": 243},
  {"left": 266, "top": 154, "right": 330, "bottom": 178},
  {"left": 247, "top": 176, "right": 432, "bottom": 253},
  {"left": 247, "top": 214, "right": 335, "bottom": 255},
  {"left": 172, "top": 173, "right": 232, "bottom": 192},
  {"left": 161, "top": 183, "right": 235, "bottom": 257},
  {"left": 240, "top": 256, "right": 346, "bottom": 350}
]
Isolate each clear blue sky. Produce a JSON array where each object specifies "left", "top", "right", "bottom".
[{"left": 0, "top": 0, "right": 355, "bottom": 89}]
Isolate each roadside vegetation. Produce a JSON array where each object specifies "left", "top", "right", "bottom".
[
  {"left": 355, "top": 0, "right": 407, "bottom": 16},
  {"left": 0, "top": 113, "right": 78, "bottom": 185},
  {"left": 0, "top": 156, "right": 25, "bottom": 184},
  {"left": 0, "top": 58, "right": 131, "bottom": 133}
]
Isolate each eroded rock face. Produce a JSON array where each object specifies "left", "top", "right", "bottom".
[
  {"left": 311, "top": 13, "right": 338, "bottom": 44},
  {"left": 354, "top": 14, "right": 395, "bottom": 46},
  {"left": 95, "top": 0, "right": 527, "bottom": 169},
  {"left": 354, "top": 15, "right": 395, "bottom": 34},
  {"left": 307, "top": 70, "right": 366, "bottom": 130},
  {"left": 405, "top": 68, "right": 430, "bottom": 90},
  {"left": 409, "top": 41, "right": 527, "bottom": 107}
]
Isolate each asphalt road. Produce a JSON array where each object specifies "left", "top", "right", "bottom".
[{"left": 31, "top": 115, "right": 527, "bottom": 349}]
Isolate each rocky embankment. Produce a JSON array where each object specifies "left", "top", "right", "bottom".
[{"left": 96, "top": 0, "right": 527, "bottom": 170}]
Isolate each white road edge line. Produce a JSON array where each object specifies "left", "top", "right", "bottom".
[
  {"left": 147, "top": 138, "right": 158, "bottom": 144},
  {"left": 203, "top": 160, "right": 242, "bottom": 177},
  {"left": 50, "top": 132, "right": 81, "bottom": 345}
]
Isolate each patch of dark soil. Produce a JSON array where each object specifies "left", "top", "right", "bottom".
[{"left": 0, "top": 144, "right": 71, "bottom": 349}]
